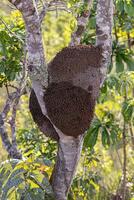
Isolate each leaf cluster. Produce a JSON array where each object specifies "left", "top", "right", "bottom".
[
  {"left": 0, "top": 157, "right": 54, "bottom": 200},
  {"left": 0, "top": 12, "right": 25, "bottom": 87}
]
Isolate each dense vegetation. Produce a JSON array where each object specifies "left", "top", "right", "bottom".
[{"left": 0, "top": 0, "right": 134, "bottom": 199}]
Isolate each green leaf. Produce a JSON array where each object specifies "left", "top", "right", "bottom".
[
  {"left": 122, "top": 101, "right": 133, "bottom": 122},
  {"left": 125, "top": 58, "right": 134, "bottom": 71},
  {"left": 116, "top": 0, "right": 124, "bottom": 12},
  {"left": 124, "top": 2, "right": 134, "bottom": 16},
  {"left": 110, "top": 129, "right": 118, "bottom": 145},
  {"left": 101, "top": 127, "right": 110, "bottom": 148},
  {"left": 107, "top": 75, "right": 120, "bottom": 90},
  {"left": 116, "top": 55, "right": 124, "bottom": 72},
  {"left": 108, "top": 61, "right": 113, "bottom": 73},
  {"left": 84, "top": 122, "right": 100, "bottom": 149},
  {"left": 1, "top": 176, "right": 24, "bottom": 200},
  {"left": 101, "top": 81, "right": 107, "bottom": 94},
  {"left": 8, "top": 71, "right": 16, "bottom": 81},
  {"left": 23, "top": 192, "right": 33, "bottom": 200},
  {"left": 28, "top": 175, "right": 46, "bottom": 190}
]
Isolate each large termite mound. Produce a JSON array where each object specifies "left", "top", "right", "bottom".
[
  {"left": 48, "top": 45, "right": 102, "bottom": 99},
  {"left": 30, "top": 45, "right": 102, "bottom": 137},
  {"left": 44, "top": 82, "right": 95, "bottom": 137}
]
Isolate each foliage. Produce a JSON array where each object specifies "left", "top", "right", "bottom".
[
  {"left": 17, "top": 127, "right": 57, "bottom": 160},
  {"left": 0, "top": 158, "right": 54, "bottom": 200},
  {"left": 84, "top": 72, "right": 134, "bottom": 149},
  {"left": 43, "top": 11, "right": 75, "bottom": 61},
  {"left": 0, "top": 11, "right": 25, "bottom": 87}
]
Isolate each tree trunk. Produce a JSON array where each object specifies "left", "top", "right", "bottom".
[
  {"left": 8, "top": 1, "right": 113, "bottom": 199},
  {"left": 51, "top": 135, "right": 84, "bottom": 200}
]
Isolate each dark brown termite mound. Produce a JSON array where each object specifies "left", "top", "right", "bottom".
[
  {"left": 29, "top": 45, "right": 102, "bottom": 137},
  {"left": 48, "top": 45, "right": 102, "bottom": 99},
  {"left": 44, "top": 82, "right": 95, "bottom": 137},
  {"left": 49, "top": 45, "right": 102, "bottom": 74}
]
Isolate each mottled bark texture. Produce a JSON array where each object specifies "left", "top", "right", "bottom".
[
  {"left": 50, "top": 135, "right": 84, "bottom": 200},
  {"left": 96, "top": 0, "right": 113, "bottom": 80},
  {"left": 9, "top": 0, "right": 113, "bottom": 199},
  {"left": 0, "top": 92, "right": 22, "bottom": 159},
  {"left": 70, "top": 0, "right": 93, "bottom": 46}
]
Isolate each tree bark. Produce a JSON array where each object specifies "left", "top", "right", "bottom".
[
  {"left": 0, "top": 92, "right": 22, "bottom": 159},
  {"left": 70, "top": 0, "right": 93, "bottom": 46},
  {"left": 96, "top": 0, "right": 113, "bottom": 77},
  {"left": 51, "top": 135, "right": 84, "bottom": 200}
]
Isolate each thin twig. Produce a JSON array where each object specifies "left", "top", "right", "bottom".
[
  {"left": 5, "top": 84, "right": 10, "bottom": 97},
  {"left": 116, "top": 148, "right": 122, "bottom": 168},
  {"left": 129, "top": 122, "right": 134, "bottom": 150},
  {"left": 39, "top": 0, "right": 71, "bottom": 22},
  {"left": 9, "top": 50, "right": 27, "bottom": 146},
  {"left": 0, "top": 92, "right": 17, "bottom": 154},
  {"left": 39, "top": 2, "right": 47, "bottom": 22},
  {"left": 9, "top": 91, "right": 21, "bottom": 147},
  {"left": 127, "top": 32, "right": 131, "bottom": 50},
  {"left": 122, "top": 91, "right": 127, "bottom": 200},
  {"left": 6, "top": 84, "right": 18, "bottom": 90},
  {"left": 122, "top": 121, "right": 127, "bottom": 200}
]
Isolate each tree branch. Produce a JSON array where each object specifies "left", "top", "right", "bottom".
[
  {"left": 0, "top": 45, "right": 27, "bottom": 159},
  {"left": 129, "top": 122, "right": 134, "bottom": 150},
  {"left": 39, "top": 2, "right": 47, "bottom": 22},
  {"left": 0, "top": 92, "right": 22, "bottom": 159},
  {"left": 70, "top": 0, "right": 93, "bottom": 46},
  {"left": 39, "top": 1, "right": 70, "bottom": 23},
  {"left": 96, "top": 0, "right": 113, "bottom": 82},
  {"left": 122, "top": 121, "right": 127, "bottom": 200}
]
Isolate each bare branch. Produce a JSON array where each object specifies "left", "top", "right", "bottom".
[
  {"left": 39, "top": 1, "right": 47, "bottom": 22},
  {"left": 6, "top": 84, "right": 18, "bottom": 90},
  {"left": 121, "top": 121, "right": 127, "bottom": 200},
  {"left": 8, "top": 0, "right": 23, "bottom": 9},
  {"left": 0, "top": 49, "right": 27, "bottom": 159},
  {"left": 47, "top": 7, "right": 71, "bottom": 13},
  {"left": 9, "top": 50, "right": 28, "bottom": 146},
  {"left": 39, "top": 1, "right": 70, "bottom": 23},
  {"left": 9, "top": 97, "right": 19, "bottom": 147},
  {"left": 129, "top": 122, "right": 134, "bottom": 150},
  {"left": 96, "top": 0, "right": 113, "bottom": 78},
  {"left": 0, "top": 92, "right": 22, "bottom": 159},
  {"left": 70, "top": 0, "right": 93, "bottom": 46},
  {"left": 9, "top": 0, "right": 49, "bottom": 128}
]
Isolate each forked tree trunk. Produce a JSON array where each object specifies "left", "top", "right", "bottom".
[
  {"left": 51, "top": 135, "right": 84, "bottom": 200},
  {"left": 8, "top": 0, "right": 113, "bottom": 199}
]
